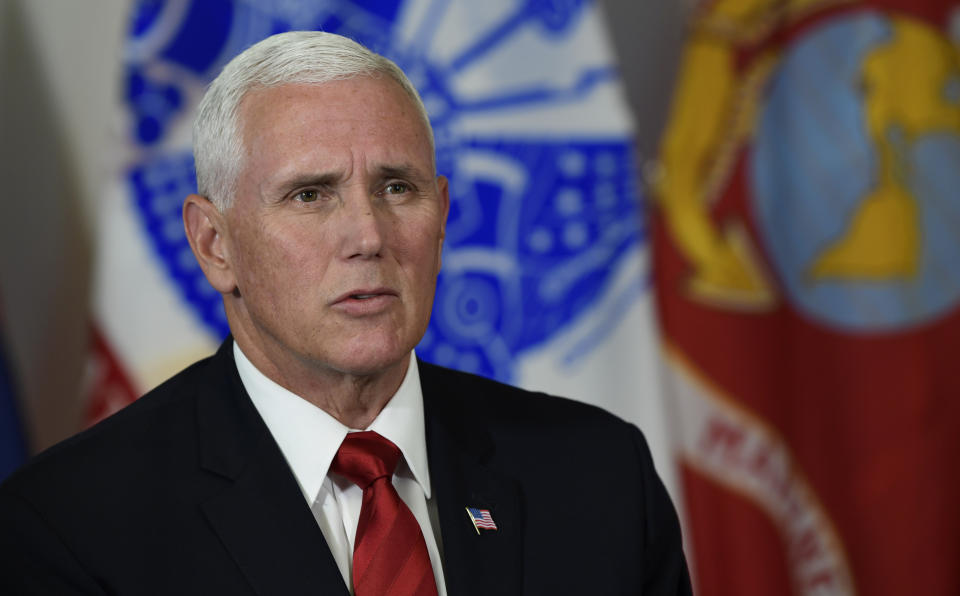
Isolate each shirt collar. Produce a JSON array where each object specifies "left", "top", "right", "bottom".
[{"left": 233, "top": 342, "right": 431, "bottom": 503}]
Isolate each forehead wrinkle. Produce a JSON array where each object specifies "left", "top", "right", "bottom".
[
  {"left": 259, "top": 146, "right": 363, "bottom": 197},
  {"left": 239, "top": 80, "right": 435, "bottom": 202}
]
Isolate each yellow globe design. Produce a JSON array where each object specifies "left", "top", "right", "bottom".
[{"left": 809, "top": 16, "right": 960, "bottom": 280}]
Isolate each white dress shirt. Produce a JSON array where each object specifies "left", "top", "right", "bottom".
[{"left": 234, "top": 343, "right": 447, "bottom": 595}]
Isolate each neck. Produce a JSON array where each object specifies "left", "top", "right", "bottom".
[{"left": 232, "top": 330, "right": 410, "bottom": 430}]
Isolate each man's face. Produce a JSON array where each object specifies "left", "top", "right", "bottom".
[{"left": 221, "top": 77, "right": 448, "bottom": 379}]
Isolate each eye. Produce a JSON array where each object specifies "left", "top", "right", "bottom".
[
  {"left": 295, "top": 189, "right": 319, "bottom": 203},
  {"left": 384, "top": 182, "right": 410, "bottom": 195}
]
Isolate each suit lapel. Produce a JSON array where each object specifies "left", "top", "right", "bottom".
[
  {"left": 190, "top": 345, "right": 523, "bottom": 596},
  {"left": 420, "top": 362, "right": 524, "bottom": 596},
  {"left": 195, "top": 340, "right": 348, "bottom": 596}
]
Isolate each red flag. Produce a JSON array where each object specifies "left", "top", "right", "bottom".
[{"left": 653, "top": 1, "right": 960, "bottom": 594}]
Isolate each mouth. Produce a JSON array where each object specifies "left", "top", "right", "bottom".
[{"left": 332, "top": 287, "right": 398, "bottom": 307}]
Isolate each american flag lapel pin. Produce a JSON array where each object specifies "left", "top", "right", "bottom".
[{"left": 466, "top": 507, "right": 498, "bottom": 534}]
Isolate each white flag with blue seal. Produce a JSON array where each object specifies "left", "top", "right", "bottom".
[{"left": 89, "top": 0, "right": 673, "bottom": 491}]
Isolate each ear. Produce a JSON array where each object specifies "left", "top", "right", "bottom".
[
  {"left": 183, "top": 194, "right": 237, "bottom": 294},
  {"left": 436, "top": 175, "right": 450, "bottom": 267}
]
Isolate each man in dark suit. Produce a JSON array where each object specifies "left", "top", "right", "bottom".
[{"left": 0, "top": 31, "right": 691, "bottom": 595}]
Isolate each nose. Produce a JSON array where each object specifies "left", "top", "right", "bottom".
[{"left": 340, "top": 189, "right": 385, "bottom": 259}]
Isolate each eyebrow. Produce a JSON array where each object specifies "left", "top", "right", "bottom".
[
  {"left": 273, "top": 172, "right": 341, "bottom": 196},
  {"left": 375, "top": 163, "right": 430, "bottom": 182}
]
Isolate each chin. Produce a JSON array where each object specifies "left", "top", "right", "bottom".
[{"left": 329, "top": 341, "right": 413, "bottom": 377}]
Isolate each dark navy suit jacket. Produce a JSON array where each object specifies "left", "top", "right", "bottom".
[{"left": 0, "top": 339, "right": 691, "bottom": 595}]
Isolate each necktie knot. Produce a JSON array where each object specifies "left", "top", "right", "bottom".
[{"left": 331, "top": 431, "right": 401, "bottom": 490}]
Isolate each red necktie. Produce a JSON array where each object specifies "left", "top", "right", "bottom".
[{"left": 330, "top": 431, "right": 439, "bottom": 596}]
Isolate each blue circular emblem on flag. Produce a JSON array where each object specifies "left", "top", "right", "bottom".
[{"left": 124, "top": 0, "right": 644, "bottom": 381}]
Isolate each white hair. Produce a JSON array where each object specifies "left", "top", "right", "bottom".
[{"left": 193, "top": 31, "right": 434, "bottom": 211}]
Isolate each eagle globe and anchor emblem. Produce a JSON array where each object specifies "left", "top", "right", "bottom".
[
  {"left": 752, "top": 9, "right": 960, "bottom": 331},
  {"left": 123, "top": 0, "right": 646, "bottom": 383},
  {"left": 657, "top": 3, "right": 960, "bottom": 333}
]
